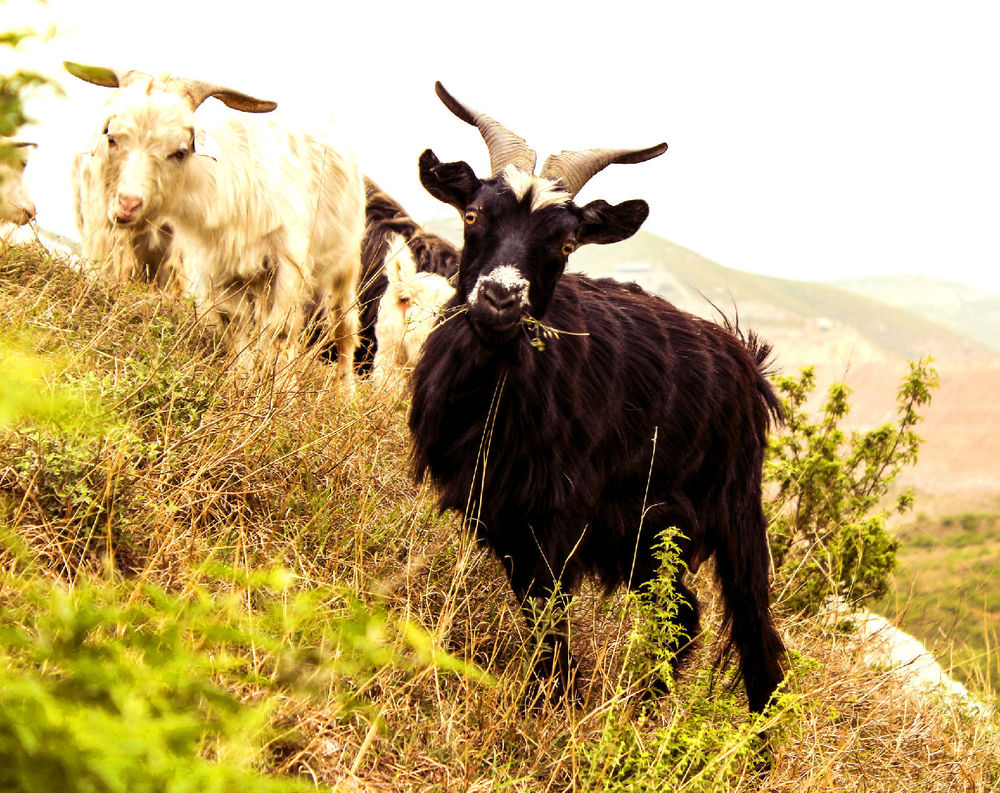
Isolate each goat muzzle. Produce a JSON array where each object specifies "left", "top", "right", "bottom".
[
  {"left": 115, "top": 194, "right": 144, "bottom": 225},
  {"left": 17, "top": 204, "right": 36, "bottom": 225}
]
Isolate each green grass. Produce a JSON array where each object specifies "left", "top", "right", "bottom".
[{"left": 879, "top": 511, "right": 1000, "bottom": 691}]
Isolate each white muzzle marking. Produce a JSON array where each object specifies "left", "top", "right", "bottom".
[{"left": 468, "top": 265, "right": 529, "bottom": 307}]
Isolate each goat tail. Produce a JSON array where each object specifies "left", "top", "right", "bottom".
[
  {"left": 718, "top": 314, "right": 784, "bottom": 430},
  {"left": 746, "top": 329, "right": 784, "bottom": 430},
  {"left": 713, "top": 468, "right": 787, "bottom": 713}
]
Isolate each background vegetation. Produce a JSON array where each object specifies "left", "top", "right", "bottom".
[{"left": 878, "top": 509, "right": 1000, "bottom": 692}]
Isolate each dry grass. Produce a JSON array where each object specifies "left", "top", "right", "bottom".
[{"left": 1, "top": 240, "right": 999, "bottom": 792}]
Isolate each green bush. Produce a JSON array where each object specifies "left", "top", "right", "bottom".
[
  {"left": 0, "top": 552, "right": 478, "bottom": 793},
  {"left": 578, "top": 540, "right": 800, "bottom": 792},
  {"left": 1, "top": 23, "right": 55, "bottom": 162},
  {"left": 766, "top": 359, "right": 938, "bottom": 612}
]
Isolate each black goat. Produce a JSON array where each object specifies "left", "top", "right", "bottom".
[
  {"left": 408, "top": 83, "right": 786, "bottom": 712},
  {"left": 354, "top": 177, "right": 459, "bottom": 373}
]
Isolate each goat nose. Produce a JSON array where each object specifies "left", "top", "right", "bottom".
[
  {"left": 480, "top": 281, "right": 519, "bottom": 313},
  {"left": 115, "top": 194, "right": 143, "bottom": 224},
  {"left": 118, "top": 195, "right": 143, "bottom": 214}
]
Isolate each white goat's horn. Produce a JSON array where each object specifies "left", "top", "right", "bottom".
[
  {"left": 435, "top": 81, "right": 536, "bottom": 177},
  {"left": 64, "top": 61, "right": 153, "bottom": 90},
  {"left": 64, "top": 62, "right": 276, "bottom": 114},
  {"left": 539, "top": 143, "right": 669, "bottom": 198},
  {"left": 179, "top": 80, "right": 277, "bottom": 113},
  {"left": 64, "top": 61, "right": 124, "bottom": 88}
]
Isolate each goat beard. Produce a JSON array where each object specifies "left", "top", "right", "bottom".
[{"left": 464, "top": 307, "right": 531, "bottom": 347}]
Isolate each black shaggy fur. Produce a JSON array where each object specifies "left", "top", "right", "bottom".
[
  {"left": 353, "top": 177, "right": 459, "bottom": 372},
  {"left": 408, "top": 149, "right": 786, "bottom": 713}
]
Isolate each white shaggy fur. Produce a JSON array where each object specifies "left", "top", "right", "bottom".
[
  {"left": 72, "top": 138, "right": 180, "bottom": 289},
  {"left": 372, "top": 233, "right": 455, "bottom": 388},
  {"left": 501, "top": 164, "right": 569, "bottom": 212},
  {"left": 0, "top": 142, "right": 36, "bottom": 226},
  {"left": 93, "top": 73, "right": 365, "bottom": 388}
]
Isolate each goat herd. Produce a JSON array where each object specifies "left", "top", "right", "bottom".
[{"left": 1, "top": 65, "right": 787, "bottom": 715}]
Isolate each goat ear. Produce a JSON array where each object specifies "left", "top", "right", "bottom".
[
  {"left": 385, "top": 253, "right": 402, "bottom": 285},
  {"left": 419, "top": 149, "right": 481, "bottom": 211},
  {"left": 397, "top": 248, "right": 418, "bottom": 282},
  {"left": 64, "top": 61, "right": 120, "bottom": 88},
  {"left": 576, "top": 199, "right": 650, "bottom": 246}
]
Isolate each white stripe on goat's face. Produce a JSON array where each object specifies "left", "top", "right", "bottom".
[{"left": 501, "top": 165, "right": 570, "bottom": 213}]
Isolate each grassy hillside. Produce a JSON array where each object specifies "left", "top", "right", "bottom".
[
  {"left": 2, "top": 241, "right": 999, "bottom": 792},
  {"left": 879, "top": 507, "right": 1000, "bottom": 691},
  {"left": 836, "top": 274, "right": 1000, "bottom": 354}
]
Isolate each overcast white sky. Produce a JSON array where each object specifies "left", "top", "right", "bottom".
[{"left": 7, "top": 0, "right": 1000, "bottom": 293}]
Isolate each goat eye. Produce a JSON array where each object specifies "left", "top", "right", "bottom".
[
  {"left": 464, "top": 210, "right": 477, "bottom": 225},
  {"left": 106, "top": 135, "right": 118, "bottom": 149},
  {"left": 398, "top": 296, "right": 412, "bottom": 307},
  {"left": 168, "top": 148, "right": 188, "bottom": 162},
  {"left": 561, "top": 241, "right": 577, "bottom": 256}
]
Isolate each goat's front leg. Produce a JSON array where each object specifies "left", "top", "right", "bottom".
[
  {"left": 503, "top": 553, "right": 578, "bottom": 706},
  {"left": 205, "top": 277, "right": 255, "bottom": 373},
  {"left": 257, "top": 258, "right": 308, "bottom": 383},
  {"left": 323, "top": 268, "right": 359, "bottom": 398},
  {"left": 521, "top": 589, "right": 577, "bottom": 705}
]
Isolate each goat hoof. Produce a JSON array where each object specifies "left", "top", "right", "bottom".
[
  {"left": 639, "top": 673, "right": 673, "bottom": 702},
  {"left": 520, "top": 666, "right": 580, "bottom": 714}
]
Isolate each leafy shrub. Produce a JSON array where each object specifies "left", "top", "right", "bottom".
[
  {"left": 0, "top": 552, "right": 477, "bottom": 793},
  {"left": 766, "top": 359, "right": 938, "bottom": 612},
  {"left": 1, "top": 23, "right": 56, "bottom": 162},
  {"left": 578, "top": 539, "right": 799, "bottom": 792}
]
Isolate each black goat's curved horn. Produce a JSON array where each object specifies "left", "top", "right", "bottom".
[
  {"left": 434, "top": 81, "right": 537, "bottom": 176},
  {"left": 539, "top": 143, "right": 668, "bottom": 198}
]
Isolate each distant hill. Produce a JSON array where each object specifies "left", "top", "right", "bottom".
[
  {"left": 834, "top": 274, "right": 1000, "bottom": 354},
  {"left": 571, "top": 231, "right": 997, "bottom": 370}
]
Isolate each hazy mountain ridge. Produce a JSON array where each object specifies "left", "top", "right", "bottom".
[
  {"left": 569, "top": 231, "right": 996, "bottom": 367},
  {"left": 834, "top": 273, "right": 1000, "bottom": 354}
]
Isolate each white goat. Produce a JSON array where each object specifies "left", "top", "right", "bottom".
[
  {"left": 372, "top": 233, "right": 455, "bottom": 389},
  {"left": 71, "top": 134, "right": 179, "bottom": 289},
  {"left": 0, "top": 140, "right": 36, "bottom": 226},
  {"left": 65, "top": 62, "right": 365, "bottom": 390}
]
